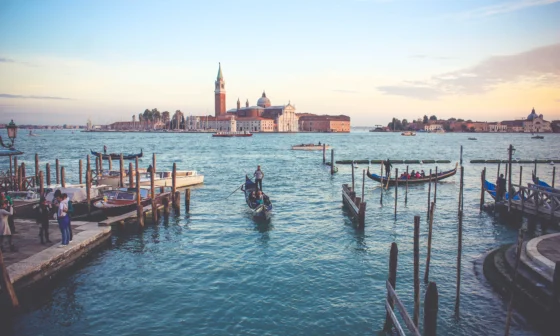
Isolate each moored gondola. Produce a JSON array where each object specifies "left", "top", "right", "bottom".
[
  {"left": 366, "top": 163, "right": 458, "bottom": 186},
  {"left": 241, "top": 176, "right": 272, "bottom": 221},
  {"left": 90, "top": 149, "right": 143, "bottom": 160}
]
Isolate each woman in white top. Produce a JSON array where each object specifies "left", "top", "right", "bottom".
[{"left": 0, "top": 200, "right": 14, "bottom": 252}]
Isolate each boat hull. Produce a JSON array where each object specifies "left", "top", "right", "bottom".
[
  {"left": 242, "top": 177, "right": 272, "bottom": 221},
  {"left": 367, "top": 163, "right": 458, "bottom": 186},
  {"left": 291, "top": 145, "right": 330, "bottom": 150}
]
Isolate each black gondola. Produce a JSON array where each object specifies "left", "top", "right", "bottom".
[
  {"left": 241, "top": 176, "right": 272, "bottom": 221},
  {"left": 366, "top": 163, "right": 458, "bottom": 186},
  {"left": 90, "top": 149, "right": 143, "bottom": 160}
]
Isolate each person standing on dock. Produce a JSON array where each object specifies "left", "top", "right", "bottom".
[
  {"left": 147, "top": 164, "right": 153, "bottom": 179},
  {"left": 383, "top": 159, "right": 392, "bottom": 178},
  {"left": 496, "top": 174, "right": 507, "bottom": 201},
  {"left": 103, "top": 145, "right": 107, "bottom": 154},
  {"left": 36, "top": 197, "right": 52, "bottom": 244},
  {"left": 254, "top": 165, "right": 264, "bottom": 191},
  {"left": 56, "top": 194, "right": 70, "bottom": 247},
  {"left": 0, "top": 200, "right": 14, "bottom": 252},
  {"left": 63, "top": 193, "right": 74, "bottom": 242}
]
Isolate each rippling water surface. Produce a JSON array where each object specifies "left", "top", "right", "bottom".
[{"left": 3, "top": 130, "right": 560, "bottom": 335}]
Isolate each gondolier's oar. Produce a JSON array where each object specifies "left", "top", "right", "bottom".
[{"left": 225, "top": 184, "right": 243, "bottom": 200}]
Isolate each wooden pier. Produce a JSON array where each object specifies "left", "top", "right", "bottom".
[{"left": 341, "top": 184, "right": 366, "bottom": 228}]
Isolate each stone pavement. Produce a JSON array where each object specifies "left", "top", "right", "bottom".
[
  {"left": 524, "top": 232, "right": 560, "bottom": 282},
  {"left": 2, "top": 219, "right": 112, "bottom": 289}
]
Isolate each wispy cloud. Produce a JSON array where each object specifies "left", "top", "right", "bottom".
[
  {"left": 0, "top": 93, "right": 71, "bottom": 100},
  {"left": 332, "top": 89, "right": 359, "bottom": 94},
  {"left": 0, "top": 57, "right": 15, "bottom": 63},
  {"left": 410, "top": 55, "right": 456, "bottom": 60},
  {"left": 378, "top": 43, "right": 560, "bottom": 100},
  {"left": 463, "top": 0, "right": 560, "bottom": 18}
]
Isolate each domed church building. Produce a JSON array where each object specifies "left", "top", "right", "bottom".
[{"left": 523, "top": 108, "right": 551, "bottom": 133}]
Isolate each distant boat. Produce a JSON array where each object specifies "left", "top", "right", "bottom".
[
  {"left": 401, "top": 131, "right": 416, "bottom": 136},
  {"left": 291, "top": 143, "right": 329, "bottom": 150},
  {"left": 468, "top": 137, "right": 477, "bottom": 140},
  {"left": 212, "top": 131, "right": 253, "bottom": 137},
  {"left": 28, "top": 130, "right": 38, "bottom": 136},
  {"left": 531, "top": 135, "right": 544, "bottom": 139},
  {"left": 369, "top": 125, "right": 385, "bottom": 132}
]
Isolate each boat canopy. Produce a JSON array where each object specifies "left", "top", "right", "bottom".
[{"left": 46, "top": 187, "right": 100, "bottom": 203}]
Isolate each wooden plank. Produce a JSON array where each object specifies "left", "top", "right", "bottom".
[
  {"left": 385, "top": 300, "right": 406, "bottom": 336},
  {"left": 386, "top": 280, "right": 421, "bottom": 336},
  {"left": 99, "top": 204, "right": 154, "bottom": 226},
  {"left": 342, "top": 189, "right": 360, "bottom": 215}
]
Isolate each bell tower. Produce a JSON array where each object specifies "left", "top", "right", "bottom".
[{"left": 214, "top": 62, "right": 226, "bottom": 117}]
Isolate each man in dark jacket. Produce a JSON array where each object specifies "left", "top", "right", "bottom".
[
  {"left": 496, "top": 174, "right": 507, "bottom": 201},
  {"left": 36, "top": 197, "right": 52, "bottom": 244}
]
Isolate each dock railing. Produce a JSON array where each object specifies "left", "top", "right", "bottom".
[{"left": 509, "top": 184, "right": 560, "bottom": 219}]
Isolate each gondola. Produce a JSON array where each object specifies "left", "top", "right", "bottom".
[
  {"left": 90, "top": 149, "right": 143, "bottom": 160},
  {"left": 241, "top": 176, "right": 272, "bottom": 221},
  {"left": 366, "top": 163, "right": 458, "bottom": 186}
]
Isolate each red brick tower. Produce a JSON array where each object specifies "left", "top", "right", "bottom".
[{"left": 214, "top": 62, "right": 226, "bottom": 117}]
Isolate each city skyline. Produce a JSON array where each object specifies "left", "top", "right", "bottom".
[{"left": 1, "top": 0, "right": 559, "bottom": 125}]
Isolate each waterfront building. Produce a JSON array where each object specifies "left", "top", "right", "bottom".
[
  {"left": 297, "top": 114, "right": 350, "bottom": 132},
  {"left": 488, "top": 122, "right": 508, "bottom": 132},
  {"left": 424, "top": 123, "right": 444, "bottom": 132}
]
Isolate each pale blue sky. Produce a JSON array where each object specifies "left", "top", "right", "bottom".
[{"left": 1, "top": 0, "right": 559, "bottom": 125}]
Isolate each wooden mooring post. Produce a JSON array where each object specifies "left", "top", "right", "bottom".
[
  {"left": 163, "top": 196, "right": 170, "bottom": 219},
  {"left": 61, "top": 166, "right": 66, "bottom": 188},
  {"left": 136, "top": 163, "right": 144, "bottom": 227},
  {"left": 480, "top": 167, "right": 486, "bottom": 210},
  {"left": 39, "top": 171, "right": 44, "bottom": 196},
  {"left": 20, "top": 163, "right": 25, "bottom": 191},
  {"left": 129, "top": 162, "right": 134, "bottom": 188},
  {"left": 55, "top": 158, "right": 60, "bottom": 184},
  {"left": 424, "top": 282, "right": 439, "bottom": 336},
  {"left": 341, "top": 183, "right": 366, "bottom": 228},
  {"left": 352, "top": 162, "right": 355, "bottom": 192},
  {"left": 405, "top": 165, "right": 409, "bottom": 205},
  {"left": 427, "top": 169, "right": 432, "bottom": 219},
  {"left": 185, "top": 188, "right": 191, "bottom": 213},
  {"left": 455, "top": 166, "right": 464, "bottom": 316},
  {"left": 98, "top": 153, "right": 103, "bottom": 172},
  {"left": 383, "top": 242, "right": 398, "bottom": 332},
  {"left": 108, "top": 156, "right": 112, "bottom": 171},
  {"left": 361, "top": 169, "right": 365, "bottom": 201},
  {"left": 79, "top": 159, "right": 83, "bottom": 184},
  {"left": 434, "top": 166, "right": 438, "bottom": 203},
  {"left": 380, "top": 163, "right": 384, "bottom": 205},
  {"left": 424, "top": 202, "right": 435, "bottom": 283},
  {"left": 518, "top": 166, "right": 522, "bottom": 187},
  {"left": 331, "top": 150, "right": 334, "bottom": 175},
  {"left": 151, "top": 154, "right": 158, "bottom": 223},
  {"left": 323, "top": 144, "right": 326, "bottom": 164},
  {"left": 9, "top": 155, "right": 13, "bottom": 189},
  {"left": 172, "top": 163, "right": 178, "bottom": 209},
  {"left": 552, "top": 166, "right": 556, "bottom": 188},
  {"left": 504, "top": 229, "right": 525, "bottom": 335},
  {"left": 86, "top": 165, "right": 91, "bottom": 217},
  {"left": 394, "top": 168, "right": 398, "bottom": 219},
  {"left": 119, "top": 154, "right": 124, "bottom": 188},
  {"left": 413, "top": 215, "right": 420, "bottom": 327},
  {"left": 46, "top": 163, "right": 51, "bottom": 186},
  {"left": 0, "top": 249, "right": 19, "bottom": 310},
  {"left": 34, "top": 153, "right": 39, "bottom": 184}
]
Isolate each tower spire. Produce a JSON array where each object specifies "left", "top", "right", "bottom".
[{"left": 217, "top": 62, "right": 223, "bottom": 80}]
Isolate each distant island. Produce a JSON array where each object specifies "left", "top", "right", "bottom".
[{"left": 379, "top": 109, "right": 559, "bottom": 133}]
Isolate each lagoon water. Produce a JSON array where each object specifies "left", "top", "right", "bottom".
[{"left": 3, "top": 130, "right": 560, "bottom": 335}]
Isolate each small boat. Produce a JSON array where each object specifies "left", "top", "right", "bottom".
[
  {"left": 212, "top": 131, "right": 253, "bottom": 137},
  {"left": 90, "top": 149, "right": 143, "bottom": 160},
  {"left": 291, "top": 143, "right": 329, "bottom": 150},
  {"left": 241, "top": 176, "right": 272, "bottom": 221},
  {"left": 28, "top": 130, "right": 38, "bottom": 136},
  {"left": 93, "top": 188, "right": 151, "bottom": 217},
  {"left": 367, "top": 163, "right": 458, "bottom": 186},
  {"left": 98, "top": 169, "right": 203, "bottom": 188},
  {"left": 44, "top": 186, "right": 110, "bottom": 217},
  {"left": 401, "top": 131, "right": 416, "bottom": 136},
  {"left": 531, "top": 135, "right": 544, "bottom": 139},
  {"left": 8, "top": 190, "right": 41, "bottom": 217},
  {"left": 468, "top": 137, "right": 477, "bottom": 140}
]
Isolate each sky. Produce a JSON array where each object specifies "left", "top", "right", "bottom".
[{"left": 0, "top": 0, "right": 559, "bottom": 126}]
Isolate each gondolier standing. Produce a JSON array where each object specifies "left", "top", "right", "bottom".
[
  {"left": 383, "top": 159, "right": 392, "bottom": 178},
  {"left": 254, "top": 165, "right": 264, "bottom": 191}
]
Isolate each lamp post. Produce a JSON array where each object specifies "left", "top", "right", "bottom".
[{"left": 0, "top": 120, "right": 18, "bottom": 149}]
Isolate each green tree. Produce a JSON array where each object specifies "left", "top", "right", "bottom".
[
  {"left": 423, "top": 115, "right": 429, "bottom": 124},
  {"left": 457, "top": 118, "right": 464, "bottom": 122},
  {"left": 443, "top": 122, "right": 452, "bottom": 132},
  {"left": 402, "top": 119, "right": 409, "bottom": 129},
  {"left": 429, "top": 115, "right": 437, "bottom": 121}
]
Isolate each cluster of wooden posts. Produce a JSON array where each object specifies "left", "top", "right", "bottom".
[
  {"left": 479, "top": 144, "right": 559, "bottom": 222},
  {"left": 322, "top": 144, "right": 336, "bottom": 175}
]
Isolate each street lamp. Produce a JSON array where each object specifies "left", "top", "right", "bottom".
[{"left": 0, "top": 119, "right": 18, "bottom": 149}]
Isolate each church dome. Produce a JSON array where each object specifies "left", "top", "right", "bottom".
[
  {"left": 257, "top": 91, "right": 271, "bottom": 108},
  {"left": 527, "top": 108, "right": 538, "bottom": 121}
]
